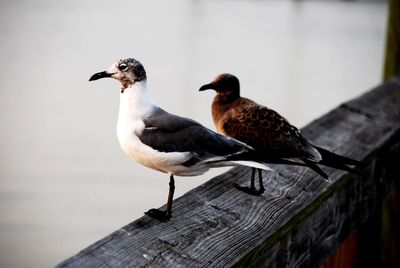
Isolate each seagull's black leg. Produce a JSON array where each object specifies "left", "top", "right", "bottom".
[
  {"left": 234, "top": 168, "right": 265, "bottom": 196},
  {"left": 145, "top": 174, "right": 175, "bottom": 221},
  {"left": 166, "top": 174, "right": 175, "bottom": 218}
]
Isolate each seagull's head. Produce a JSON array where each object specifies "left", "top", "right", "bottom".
[
  {"left": 89, "top": 58, "right": 147, "bottom": 93},
  {"left": 199, "top": 73, "right": 240, "bottom": 98}
]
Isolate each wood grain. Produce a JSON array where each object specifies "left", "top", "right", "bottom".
[{"left": 57, "top": 77, "right": 400, "bottom": 268}]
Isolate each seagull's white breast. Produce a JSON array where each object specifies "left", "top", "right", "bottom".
[{"left": 116, "top": 82, "right": 204, "bottom": 176}]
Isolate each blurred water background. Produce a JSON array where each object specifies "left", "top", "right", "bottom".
[{"left": 0, "top": 0, "right": 388, "bottom": 267}]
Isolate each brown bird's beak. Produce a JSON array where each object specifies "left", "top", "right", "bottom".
[
  {"left": 199, "top": 82, "right": 216, "bottom": 91},
  {"left": 89, "top": 71, "right": 112, "bottom": 81}
]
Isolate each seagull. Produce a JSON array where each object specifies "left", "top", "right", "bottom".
[
  {"left": 89, "top": 59, "right": 271, "bottom": 221},
  {"left": 199, "top": 73, "right": 360, "bottom": 195}
]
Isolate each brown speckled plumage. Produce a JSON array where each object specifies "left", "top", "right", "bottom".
[{"left": 212, "top": 97, "right": 318, "bottom": 161}]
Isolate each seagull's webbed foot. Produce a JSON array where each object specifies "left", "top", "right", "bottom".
[
  {"left": 145, "top": 174, "right": 175, "bottom": 222},
  {"left": 145, "top": 209, "right": 171, "bottom": 222}
]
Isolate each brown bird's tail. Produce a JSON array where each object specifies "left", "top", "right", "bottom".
[
  {"left": 315, "top": 146, "right": 361, "bottom": 174},
  {"left": 228, "top": 147, "right": 361, "bottom": 181}
]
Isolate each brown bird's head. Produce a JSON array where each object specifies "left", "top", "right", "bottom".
[{"left": 199, "top": 73, "right": 240, "bottom": 99}]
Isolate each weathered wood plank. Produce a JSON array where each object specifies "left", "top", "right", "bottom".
[{"left": 57, "top": 77, "right": 400, "bottom": 268}]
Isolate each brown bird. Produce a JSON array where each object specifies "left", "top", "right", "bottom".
[{"left": 199, "top": 73, "right": 360, "bottom": 195}]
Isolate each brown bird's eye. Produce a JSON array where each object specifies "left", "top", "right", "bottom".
[{"left": 118, "top": 64, "right": 128, "bottom": 71}]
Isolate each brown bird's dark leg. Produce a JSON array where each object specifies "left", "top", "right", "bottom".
[
  {"left": 234, "top": 168, "right": 265, "bottom": 196},
  {"left": 257, "top": 169, "right": 265, "bottom": 193},
  {"left": 145, "top": 174, "right": 175, "bottom": 221},
  {"left": 250, "top": 168, "right": 256, "bottom": 190}
]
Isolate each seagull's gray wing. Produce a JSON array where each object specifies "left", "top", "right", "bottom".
[{"left": 139, "top": 107, "right": 251, "bottom": 160}]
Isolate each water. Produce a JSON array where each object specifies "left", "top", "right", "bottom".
[{"left": 0, "top": 0, "right": 387, "bottom": 267}]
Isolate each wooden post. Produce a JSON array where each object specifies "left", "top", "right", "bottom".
[
  {"left": 380, "top": 192, "right": 400, "bottom": 267},
  {"left": 57, "top": 77, "right": 400, "bottom": 268},
  {"left": 322, "top": 143, "right": 400, "bottom": 268},
  {"left": 383, "top": 0, "right": 400, "bottom": 80}
]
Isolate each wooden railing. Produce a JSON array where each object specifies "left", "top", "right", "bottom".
[{"left": 57, "top": 77, "right": 400, "bottom": 268}]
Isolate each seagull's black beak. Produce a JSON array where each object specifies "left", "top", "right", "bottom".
[
  {"left": 89, "top": 71, "right": 112, "bottom": 81},
  {"left": 199, "top": 82, "right": 216, "bottom": 91}
]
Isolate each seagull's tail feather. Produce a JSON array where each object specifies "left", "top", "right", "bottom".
[
  {"left": 219, "top": 151, "right": 272, "bottom": 171},
  {"left": 204, "top": 151, "right": 272, "bottom": 170},
  {"left": 315, "top": 146, "right": 361, "bottom": 174},
  {"left": 231, "top": 161, "right": 272, "bottom": 171}
]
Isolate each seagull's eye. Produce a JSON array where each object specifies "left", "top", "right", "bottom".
[{"left": 118, "top": 64, "right": 128, "bottom": 71}]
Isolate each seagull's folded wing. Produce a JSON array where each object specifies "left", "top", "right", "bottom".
[{"left": 138, "top": 108, "right": 251, "bottom": 160}]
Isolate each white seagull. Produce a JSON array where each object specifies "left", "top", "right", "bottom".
[{"left": 89, "top": 58, "right": 271, "bottom": 221}]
